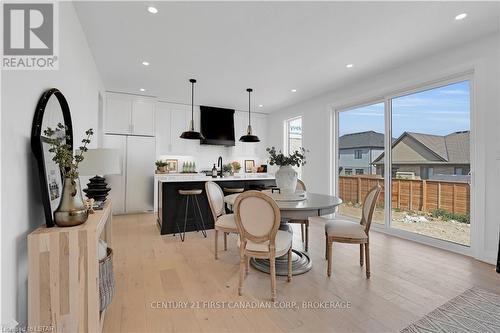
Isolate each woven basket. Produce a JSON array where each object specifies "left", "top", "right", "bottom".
[{"left": 99, "top": 247, "right": 115, "bottom": 312}]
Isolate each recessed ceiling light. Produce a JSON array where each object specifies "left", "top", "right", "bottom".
[
  {"left": 147, "top": 7, "right": 158, "bottom": 14},
  {"left": 291, "top": 89, "right": 297, "bottom": 92},
  {"left": 258, "top": 104, "right": 264, "bottom": 108},
  {"left": 140, "top": 88, "right": 146, "bottom": 92},
  {"left": 455, "top": 13, "right": 467, "bottom": 20},
  {"left": 346, "top": 63, "right": 354, "bottom": 68},
  {"left": 142, "top": 61, "right": 150, "bottom": 66}
]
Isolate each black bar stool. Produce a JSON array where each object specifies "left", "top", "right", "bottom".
[{"left": 174, "top": 189, "right": 207, "bottom": 241}]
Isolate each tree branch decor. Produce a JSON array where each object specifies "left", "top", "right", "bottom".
[
  {"left": 266, "top": 146, "right": 308, "bottom": 167},
  {"left": 44, "top": 123, "right": 94, "bottom": 185}
]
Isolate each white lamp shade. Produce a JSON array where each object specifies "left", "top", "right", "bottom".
[{"left": 78, "top": 148, "right": 121, "bottom": 176}]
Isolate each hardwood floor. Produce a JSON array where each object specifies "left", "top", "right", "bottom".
[{"left": 103, "top": 213, "right": 500, "bottom": 333}]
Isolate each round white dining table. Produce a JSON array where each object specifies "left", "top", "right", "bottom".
[{"left": 224, "top": 192, "right": 343, "bottom": 275}]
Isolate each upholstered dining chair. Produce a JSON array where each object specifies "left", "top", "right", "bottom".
[
  {"left": 310, "top": 185, "right": 381, "bottom": 278},
  {"left": 205, "top": 181, "right": 238, "bottom": 259},
  {"left": 288, "top": 179, "right": 309, "bottom": 251},
  {"left": 233, "top": 191, "right": 292, "bottom": 301}
]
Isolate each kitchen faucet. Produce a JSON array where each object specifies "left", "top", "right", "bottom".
[{"left": 217, "top": 156, "right": 223, "bottom": 178}]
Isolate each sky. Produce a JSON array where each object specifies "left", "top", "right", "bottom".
[{"left": 338, "top": 80, "right": 470, "bottom": 138}]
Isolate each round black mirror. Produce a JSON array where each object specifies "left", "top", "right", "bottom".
[{"left": 31, "top": 88, "right": 73, "bottom": 227}]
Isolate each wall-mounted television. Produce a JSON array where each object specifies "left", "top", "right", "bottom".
[{"left": 200, "top": 106, "right": 235, "bottom": 146}]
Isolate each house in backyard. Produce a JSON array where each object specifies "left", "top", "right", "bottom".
[
  {"left": 372, "top": 131, "right": 470, "bottom": 181},
  {"left": 339, "top": 131, "right": 384, "bottom": 175}
]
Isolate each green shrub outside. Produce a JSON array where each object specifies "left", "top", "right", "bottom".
[{"left": 431, "top": 208, "right": 470, "bottom": 224}]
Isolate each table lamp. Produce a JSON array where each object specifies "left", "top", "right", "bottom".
[{"left": 79, "top": 148, "right": 121, "bottom": 204}]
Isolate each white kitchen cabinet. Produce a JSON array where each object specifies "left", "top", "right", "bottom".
[
  {"left": 102, "top": 134, "right": 127, "bottom": 214},
  {"left": 132, "top": 100, "right": 155, "bottom": 135},
  {"left": 169, "top": 106, "right": 187, "bottom": 154},
  {"left": 155, "top": 103, "right": 172, "bottom": 153},
  {"left": 105, "top": 92, "right": 155, "bottom": 136},
  {"left": 105, "top": 94, "right": 132, "bottom": 134},
  {"left": 156, "top": 102, "right": 203, "bottom": 156},
  {"left": 103, "top": 134, "right": 155, "bottom": 214},
  {"left": 125, "top": 136, "right": 155, "bottom": 212}
]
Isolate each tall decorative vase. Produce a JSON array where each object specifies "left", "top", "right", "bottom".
[
  {"left": 275, "top": 165, "right": 298, "bottom": 194},
  {"left": 54, "top": 177, "right": 89, "bottom": 227}
]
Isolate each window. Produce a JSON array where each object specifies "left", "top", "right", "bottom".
[
  {"left": 285, "top": 116, "right": 302, "bottom": 155},
  {"left": 355, "top": 169, "right": 364, "bottom": 175},
  {"left": 344, "top": 168, "right": 352, "bottom": 175},
  {"left": 391, "top": 80, "right": 470, "bottom": 245},
  {"left": 285, "top": 116, "right": 303, "bottom": 177},
  {"left": 421, "top": 167, "right": 434, "bottom": 179},
  {"left": 354, "top": 149, "right": 362, "bottom": 159}
]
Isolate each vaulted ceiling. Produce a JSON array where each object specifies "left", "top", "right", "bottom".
[{"left": 75, "top": 1, "right": 499, "bottom": 112}]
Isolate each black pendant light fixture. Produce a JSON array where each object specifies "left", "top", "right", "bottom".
[
  {"left": 239, "top": 88, "right": 260, "bottom": 142},
  {"left": 180, "top": 79, "right": 204, "bottom": 140}
]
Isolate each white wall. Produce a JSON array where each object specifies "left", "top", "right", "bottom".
[
  {"left": 1, "top": 2, "right": 104, "bottom": 326},
  {"left": 267, "top": 33, "right": 499, "bottom": 264}
]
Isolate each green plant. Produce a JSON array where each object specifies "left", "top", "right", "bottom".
[
  {"left": 231, "top": 161, "right": 241, "bottom": 172},
  {"left": 44, "top": 123, "right": 93, "bottom": 182},
  {"left": 266, "top": 146, "right": 308, "bottom": 167},
  {"left": 431, "top": 208, "right": 470, "bottom": 224},
  {"left": 155, "top": 160, "right": 167, "bottom": 168},
  {"left": 222, "top": 164, "right": 232, "bottom": 173}
]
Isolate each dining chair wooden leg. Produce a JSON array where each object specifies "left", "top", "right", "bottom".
[
  {"left": 270, "top": 257, "right": 276, "bottom": 301},
  {"left": 327, "top": 239, "right": 333, "bottom": 277},
  {"left": 325, "top": 234, "right": 328, "bottom": 260},
  {"left": 365, "top": 242, "right": 371, "bottom": 279},
  {"left": 305, "top": 222, "right": 309, "bottom": 252},
  {"left": 245, "top": 255, "right": 250, "bottom": 275},
  {"left": 224, "top": 232, "right": 228, "bottom": 251},
  {"left": 214, "top": 230, "right": 219, "bottom": 260},
  {"left": 239, "top": 255, "right": 245, "bottom": 296},
  {"left": 287, "top": 247, "right": 292, "bottom": 282},
  {"left": 360, "top": 244, "right": 364, "bottom": 266}
]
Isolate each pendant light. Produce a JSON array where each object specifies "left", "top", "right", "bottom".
[
  {"left": 180, "top": 79, "right": 204, "bottom": 140},
  {"left": 239, "top": 88, "right": 260, "bottom": 142}
]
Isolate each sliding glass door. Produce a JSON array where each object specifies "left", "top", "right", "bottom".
[
  {"left": 389, "top": 81, "right": 471, "bottom": 245},
  {"left": 336, "top": 78, "right": 471, "bottom": 247}
]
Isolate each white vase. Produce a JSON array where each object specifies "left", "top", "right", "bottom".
[{"left": 275, "top": 165, "right": 298, "bottom": 194}]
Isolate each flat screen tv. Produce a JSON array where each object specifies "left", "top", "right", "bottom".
[{"left": 200, "top": 106, "right": 235, "bottom": 146}]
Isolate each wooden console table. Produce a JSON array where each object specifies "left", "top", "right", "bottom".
[{"left": 28, "top": 201, "right": 112, "bottom": 332}]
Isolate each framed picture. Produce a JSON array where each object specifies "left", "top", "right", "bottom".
[
  {"left": 244, "top": 160, "right": 255, "bottom": 173},
  {"left": 166, "top": 159, "right": 178, "bottom": 173},
  {"left": 42, "top": 138, "right": 63, "bottom": 213}
]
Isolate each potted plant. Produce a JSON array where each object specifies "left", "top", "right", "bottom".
[
  {"left": 44, "top": 123, "right": 94, "bottom": 227},
  {"left": 266, "top": 146, "right": 308, "bottom": 194},
  {"left": 155, "top": 160, "right": 167, "bottom": 173},
  {"left": 222, "top": 164, "right": 233, "bottom": 177},
  {"left": 231, "top": 161, "right": 241, "bottom": 174}
]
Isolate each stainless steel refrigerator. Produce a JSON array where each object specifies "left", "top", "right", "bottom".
[{"left": 103, "top": 134, "right": 155, "bottom": 214}]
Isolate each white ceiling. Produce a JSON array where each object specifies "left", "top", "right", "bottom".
[{"left": 74, "top": 1, "right": 499, "bottom": 113}]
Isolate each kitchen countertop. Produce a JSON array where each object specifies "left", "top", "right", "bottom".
[{"left": 155, "top": 173, "right": 275, "bottom": 183}]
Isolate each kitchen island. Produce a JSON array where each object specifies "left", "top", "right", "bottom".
[{"left": 155, "top": 174, "right": 275, "bottom": 235}]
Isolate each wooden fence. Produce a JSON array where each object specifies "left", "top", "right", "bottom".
[{"left": 338, "top": 176, "right": 470, "bottom": 214}]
